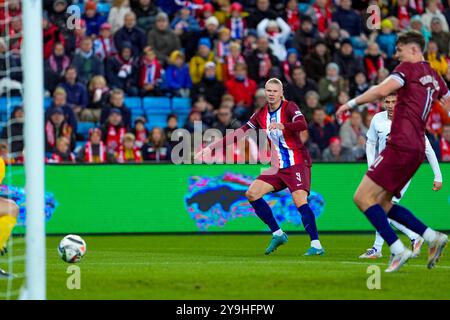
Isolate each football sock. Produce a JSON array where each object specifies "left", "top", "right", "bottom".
[
  {"left": 273, "top": 229, "right": 284, "bottom": 237},
  {"left": 422, "top": 228, "right": 438, "bottom": 243},
  {"left": 311, "top": 239, "right": 322, "bottom": 250},
  {"left": 249, "top": 198, "right": 280, "bottom": 233},
  {"left": 364, "top": 205, "right": 398, "bottom": 246},
  {"left": 297, "top": 204, "right": 319, "bottom": 241},
  {"left": 0, "top": 215, "right": 17, "bottom": 249},
  {"left": 389, "top": 218, "right": 419, "bottom": 241},
  {"left": 390, "top": 239, "right": 406, "bottom": 255},
  {"left": 373, "top": 231, "right": 384, "bottom": 252},
  {"left": 387, "top": 204, "right": 427, "bottom": 236}
]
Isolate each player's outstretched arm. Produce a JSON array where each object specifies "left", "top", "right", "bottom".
[
  {"left": 424, "top": 136, "right": 443, "bottom": 191},
  {"left": 336, "top": 77, "right": 403, "bottom": 117}
]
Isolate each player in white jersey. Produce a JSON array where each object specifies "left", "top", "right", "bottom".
[{"left": 359, "top": 94, "right": 443, "bottom": 259}]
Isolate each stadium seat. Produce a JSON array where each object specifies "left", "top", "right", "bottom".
[
  {"left": 124, "top": 97, "right": 142, "bottom": 111},
  {"left": 97, "top": 2, "right": 111, "bottom": 15},
  {"left": 77, "top": 122, "right": 96, "bottom": 141},
  {"left": 171, "top": 97, "right": 191, "bottom": 112},
  {"left": 44, "top": 97, "right": 52, "bottom": 110},
  {"left": 74, "top": 141, "right": 85, "bottom": 154},
  {"left": 143, "top": 97, "right": 171, "bottom": 113}
]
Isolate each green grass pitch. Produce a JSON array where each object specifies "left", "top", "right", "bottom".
[{"left": 38, "top": 233, "right": 450, "bottom": 300}]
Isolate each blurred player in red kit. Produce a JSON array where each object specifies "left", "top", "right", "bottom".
[{"left": 337, "top": 31, "right": 450, "bottom": 272}]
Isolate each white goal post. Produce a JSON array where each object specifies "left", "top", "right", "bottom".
[{"left": 22, "top": 0, "right": 45, "bottom": 300}]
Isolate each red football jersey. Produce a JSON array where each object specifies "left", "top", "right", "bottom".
[
  {"left": 245, "top": 100, "right": 312, "bottom": 168},
  {"left": 390, "top": 61, "right": 450, "bottom": 151}
]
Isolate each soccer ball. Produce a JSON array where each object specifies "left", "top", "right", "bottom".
[{"left": 58, "top": 235, "right": 87, "bottom": 263}]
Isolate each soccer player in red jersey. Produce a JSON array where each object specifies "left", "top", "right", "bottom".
[
  {"left": 337, "top": 31, "right": 450, "bottom": 272},
  {"left": 196, "top": 78, "right": 325, "bottom": 256}
]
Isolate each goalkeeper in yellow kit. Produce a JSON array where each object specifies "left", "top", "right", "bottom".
[{"left": 0, "top": 157, "right": 19, "bottom": 278}]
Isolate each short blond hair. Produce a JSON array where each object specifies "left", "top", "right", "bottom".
[{"left": 265, "top": 78, "right": 285, "bottom": 100}]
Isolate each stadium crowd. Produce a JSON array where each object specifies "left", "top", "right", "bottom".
[{"left": 0, "top": 0, "right": 450, "bottom": 163}]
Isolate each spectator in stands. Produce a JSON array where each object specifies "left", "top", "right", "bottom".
[
  {"left": 281, "top": 48, "right": 301, "bottom": 84},
  {"left": 427, "top": 100, "right": 450, "bottom": 137},
  {"left": 184, "top": 109, "right": 205, "bottom": 133},
  {"left": 94, "top": 23, "right": 117, "bottom": 62},
  {"left": 339, "top": 109, "right": 367, "bottom": 160},
  {"left": 166, "top": 50, "right": 192, "bottom": 97},
  {"left": 257, "top": 17, "right": 291, "bottom": 61},
  {"left": 47, "top": 0, "right": 70, "bottom": 35},
  {"left": 106, "top": 41, "right": 139, "bottom": 96},
  {"left": 46, "top": 87, "right": 77, "bottom": 133},
  {"left": 364, "top": 42, "right": 385, "bottom": 82},
  {"left": 65, "top": 18, "right": 87, "bottom": 55},
  {"left": 83, "top": 0, "right": 106, "bottom": 37},
  {"left": 115, "top": 132, "right": 143, "bottom": 163},
  {"left": 246, "top": 36, "right": 280, "bottom": 86},
  {"left": 44, "top": 42, "right": 70, "bottom": 94},
  {"left": 332, "top": 0, "right": 364, "bottom": 38},
  {"left": 192, "top": 96, "right": 215, "bottom": 127},
  {"left": 58, "top": 67, "right": 88, "bottom": 119},
  {"left": 1, "top": 106, "right": 23, "bottom": 158},
  {"left": 171, "top": 6, "right": 201, "bottom": 37},
  {"left": 425, "top": 39, "right": 448, "bottom": 76},
  {"left": 321, "top": 136, "right": 355, "bottom": 162},
  {"left": 324, "top": 23, "right": 343, "bottom": 57},
  {"left": 303, "top": 39, "right": 331, "bottom": 83},
  {"left": 76, "top": 128, "right": 109, "bottom": 163},
  {"left": 303, "top": 90, "right": 322, "bottom": 123},
  {"left": 390, "top": 0, "right": 417, "bottom": 30},
  {"left": 247, "top": 0, "right": 278, "bottom": 29},
  {"left": 440, "top": 124, "right": 450, "bottom": 161},
  {"left": 308, "top": 107, "right": 338, "bottom": 152},
  {"left": 43, "top": 10, "right": 65, "bottom": 60},
  {"left": 102, "top": 108, "right": 126, "bottom": 154},
  {"left": 189, "top": 37, "right": 218, "bottom": 85},
  {"left": 333, "top": 38, "right": 364, "bottom": 82},
  {"left": 45, "top": 107, "right": 75, "bottom": 153},
  {"left": 48, "top": 137, "right": 76, "bottom": 163},
  {"left": 0, "top": 37, "right": 22, "bottom": 96},
  {"left": 285, "top": 66, "right": 318, "bottom": 108},
  {"left": 430, "top": 17, "right": 450, "bottom": 56},
  {"left": 162, "top": 114, "right": 177, "bottom": 146},
  {"left": 191, "top": 61, "right": 226, "bottom": 109},
  {"left": 108, "top": 0, "right": 132, "bottom": 34},
  {"left": 306, "top": 0, "right": 332, "bottom": 36},
  {"left": 72, "top": 37, "right": 104, "bottom": 85},
  {"left": 212, "top": 105, "right": 242, "bottom": 136},
  {"left": 301, "top": 130, "right": 322, "bottom": 162},
  {"left": 147, "top": 12, "right": 181, "bottom": 65},
  {"left": 252, "top": 88, "right": 267, "bottom": 113},
  {"left": 350, "top": 71, "right": 369, "bottom": 98},
  {"left": 225, "top": 63, "right": 258, "bottom": 110},
  {"left": 223, "top": 42, "right": 246, "bottom": 81},
  {"left": 422, "top": 0, "right": 449, "bottom": 31},
  {"left": 376, "top": 19, "right": 397, "bottom": 61},
  {"left": 293, "top": 16, "right": 318, "bottom": 56},
  {"left": 215, "top": 27, "right": 232, "bottom": 69},
  {"left": 284, "top": 0, "right": 301, "bottom": 33},
  {"left": 114, "top": 12, "right": 146, "bottom": 58},
  {"left": 132, "top": 0, "right": 159, "bottom": 31},
  {"left": 376, "top": 67, "right": 390, "bottom": 84},
  {"left": 138, "top": 46, "right": 163, "bottom": 96},
  {"left": 100, "top": 89, "right": 132, "bottom": 129},
  {"left": 410, "top": 14, "right": 431, "bottom": 44},
  {"left": 226, "top": 2, "right": 247, "bottom": 41},
  {"left": 318, "top": 63, "right": 347, "bottom": 107},
  {"left": 446, "top": 0, "right": 450, "bottom": 28},
  {"left": 193, "top": 16, "right": 220, "bottom": 59},
  {"left": 141, "top": 127, "right": 171, "bottom": 162},
  {"left": 132, "top": 117, "right": 148, "bottom": 148},
  {"left": 82, "top": 75, "right": 110, "bottom": 123},
  {"left": 198, "top": 3, "right": 215, "bottom": 29}
]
